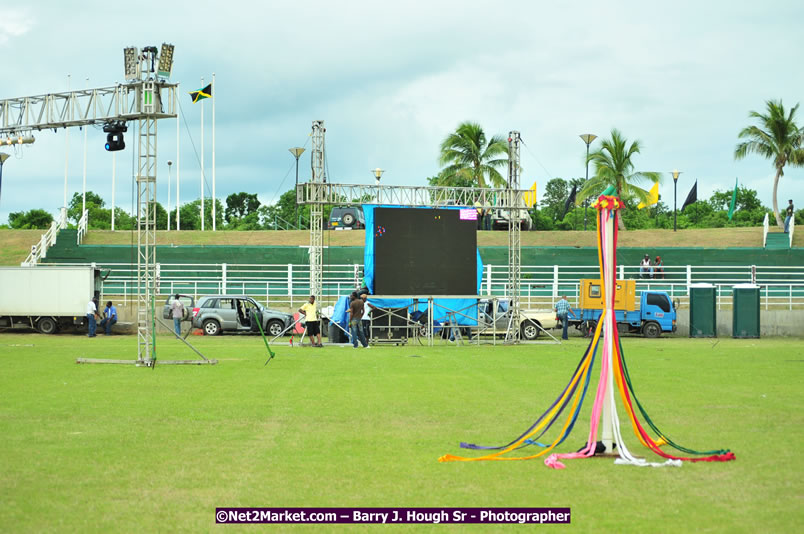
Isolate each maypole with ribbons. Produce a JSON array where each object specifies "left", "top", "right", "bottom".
[{"left": 439, "top": 188, "right": 735, "bottom": 468}]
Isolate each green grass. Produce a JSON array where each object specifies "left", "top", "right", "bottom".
[{"left": 1, "top": 334, "right": 802, "bottom": 533}]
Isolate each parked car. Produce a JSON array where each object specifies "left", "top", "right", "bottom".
[
  {"left": 327, "top": 206, "right": 365, "bottom": 230},
  {"left": 477, "top": 298, "right": 557, "bottom": 340},
  {"left": 491, "top": 206, "right": 533, "bottom": 231},
  {"left": 191, "top": 295, "right": 293, "bottom": 336},
  {"left": 161, "top": 294, "right": 195, "bottom": 321}
]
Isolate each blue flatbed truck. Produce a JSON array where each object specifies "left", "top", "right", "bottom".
[{"left": 569, "top": 279, "right": 677, "bottom": 338}]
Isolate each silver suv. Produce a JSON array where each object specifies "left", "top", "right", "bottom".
[{"left": 191, "top": 295, "right": 293, "bottom": 336}]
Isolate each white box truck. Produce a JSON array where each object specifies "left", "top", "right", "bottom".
[{"left": 0, "top": 266, "right": 101, "bottom": 334}]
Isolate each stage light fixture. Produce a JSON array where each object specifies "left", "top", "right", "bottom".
[
  {"left": 158, "top": 43, "right": 174, "bottom": 79},
  {"left": 124, "top": 46, "right": 139, "bottom": 81},
  {"left": 103, "top": 122, "right": 127, "bottom": 152}
]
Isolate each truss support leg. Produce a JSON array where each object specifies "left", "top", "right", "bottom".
[{"left": 136, "top": 116, "right": 158, "bottom": 364}]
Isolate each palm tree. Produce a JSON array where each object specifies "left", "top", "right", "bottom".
[
  {"left": 577, "top": 129, "right": 660, "bottom": 230},
  {"left": 438, "top": 122, "right": 508, "bottom": 188},
  {"left": 734, "top": 99, "right": 804, "bottom": 229}
]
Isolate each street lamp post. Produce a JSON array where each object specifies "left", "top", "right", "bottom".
[
  {"left": 672, "top": 169, "right": 681, "bottom": 232},
  {"left": 372, "top": 168, "right": 384, "bottom": 203},
  {"left": 0, "top": 152, "right": 10, "bottom": 207},
  {"left": 288, "top": 147, "right": 305, "bottom": 229},
  {"left": 579, "top": 134, "right": 597, "bottom": 231},
  {"left": 167, "top": 160, "right": 173, "bottom": 231}
]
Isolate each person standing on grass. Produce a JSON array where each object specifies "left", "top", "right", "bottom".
[
  {"left": 170, "top": 294, "right": 185, "bottom": 337},
  {"left": 360, "top": 294, "right": 374, "bottom": 341},
  {"left": 348, "top": 294, "right": 369, "bottom": 348},
  {"left": 299, "top": 295, "right": 322, "bottom": 347},
  {"left": 99, "top": 301, "right": 117, "bottom": 335},
  {"left": 554, "top": 295, "right": 576, "bottom": 341},
  {"left": 86, "top": 298, "right": 99, "bottom": 337},
  {"left": 785, "top": 199, "right": 794, "bottom": 233}
]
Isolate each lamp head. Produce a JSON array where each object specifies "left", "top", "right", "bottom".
[
  {"left": 671, "top": 169, "right": 681, "bottom": 181},
  {"left": 579, "top": 133, "right": 597, "bottom": 146}
]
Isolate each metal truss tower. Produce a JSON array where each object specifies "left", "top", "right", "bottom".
[
  {"left": 309, "top": 120, "right": 325, "bottom": 302},
  {"left": 0, "top": 45, "right": 177, "bottom": 365},
  {"left": 505, "top": 131, "right": 522, "bottom": 343},
  {"left": 135, "top": 80, "right": 160, "bottom": 364}
]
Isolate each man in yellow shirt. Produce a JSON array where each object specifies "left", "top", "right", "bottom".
[{"left": 298, "top": 295, "right": 322, "bottom": 347}]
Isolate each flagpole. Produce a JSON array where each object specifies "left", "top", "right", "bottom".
[
  {"left": 82, "top": 78, "right": 88, "bottom": 217},
  {"left": 176, "top": 82, "right": 181, "bottom": 231},
  {"left": 200, "top": 76, "right": 205, "bottom": 232},
  {"left": 212, "top": 72, "right": 216, "bottom": 232},
  {"left": 63, "top": 74, "right": 70, "bottom": 215}
]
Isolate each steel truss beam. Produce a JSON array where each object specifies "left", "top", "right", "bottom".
[
  {"left": 296, "top": 182, "right": 528, "bottom": 209},
  {"left": 0, "top": 83, "right": 177, "bottom": 135}
]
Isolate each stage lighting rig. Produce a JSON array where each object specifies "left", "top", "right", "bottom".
[
  {"left": 124, "top": 46, "right": 139, "bottom": 80},
  {"left": 103, "top": 122, "right": 128, "bottom": 152},
  {"left": 157, "top": 43, "right": 174, "bottom": 79}
]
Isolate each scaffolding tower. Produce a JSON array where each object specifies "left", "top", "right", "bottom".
[
  {"left": 505, "top": 131, "right": 522, "bottom": 343},
  {"left": 309, "top": 120, "right": 325, "bottom": 303}
]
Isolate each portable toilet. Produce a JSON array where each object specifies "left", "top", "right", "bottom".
[{"left": 689, "top": 283, "right": 717, "bottom": 338}]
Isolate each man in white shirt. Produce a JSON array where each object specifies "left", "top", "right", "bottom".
[
  {"left": 86, "top": 299, "right": 99, "bottom": 337},
  {"left": 170, "top": 294, "right": 185, "bottom": 337},
  {"left": 640, "top": 254, "right": 653, "bottom": 279}
]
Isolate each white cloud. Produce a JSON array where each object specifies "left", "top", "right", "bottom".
[{"left": 0, "top": 8, "right": 34, "bottom": 45}]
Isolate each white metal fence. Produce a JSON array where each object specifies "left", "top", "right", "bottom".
[{"left": 56, "top": 261, "right": 804, "bottom": 311}]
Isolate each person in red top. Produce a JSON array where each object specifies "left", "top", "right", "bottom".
[{"left": 653, "top": 256, "right": 664, "bottom": 279}]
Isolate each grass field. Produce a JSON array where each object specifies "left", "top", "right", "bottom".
[{"left": 1, "top": 334, "right": 802, "bottom": 532}]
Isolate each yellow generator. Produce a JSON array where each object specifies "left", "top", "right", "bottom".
[{"left": 579, "top": 279, "right": 636, "bottom": 311}]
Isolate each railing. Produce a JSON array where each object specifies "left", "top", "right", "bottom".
[
  {"left": 21, "top": 220, "right": 61, "bottom": 266},
  {"left": 41, "top": 261, "right": 802, "bottom": 312},
  {"left": 76, "top": 209, "right": 88, "bottom": 245},
  {"left": 763, "top": 213, "right": 769, "bottom": 248}
]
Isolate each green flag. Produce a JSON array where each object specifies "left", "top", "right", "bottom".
[{"left": 727, "top": 178, "right": 738, "bottom": 220}]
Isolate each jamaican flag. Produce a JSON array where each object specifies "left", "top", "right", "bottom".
[{"left": 189, "top": 83, "right": 212, "bottom": 103}]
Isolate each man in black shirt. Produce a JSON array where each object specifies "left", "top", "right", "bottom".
[{"left": 348, "top": 296, "right": 369, "bottom": 348}]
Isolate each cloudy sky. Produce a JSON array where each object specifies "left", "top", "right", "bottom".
[{"left": 1, "top": 0, "right": 803, "bottom": 224}]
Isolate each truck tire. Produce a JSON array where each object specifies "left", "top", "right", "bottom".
[
  {"left": 520, "top": 320, "right": 540, "bottom": 340},
  {"left": 642, "top": 321, "right": 661, "bottom": 338},
  {"left": 202, "top": 319, "right": 221, "bottom": 336},
  {"left": 267, "top": 319, "right": 284, "bottom": 337},
  {"left": 37, "top": 317, "right": 58, "bottom": 335},
  {"left": 583, "top": 321, "right": 597, "bottom": 338}
]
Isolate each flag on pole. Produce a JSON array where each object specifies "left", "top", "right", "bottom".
[
  {"left": 637, "top": 181, "right": 660, "bottom": 210},
  {"left": 727, "top": 178, "right": 738, "bottom": 220},
  {"left": 523, "top": 181, "right": 538, "bottom": 208},
  {"left": 681, "top": 180, "right": 698, "bottom": 211},
  {"left": 562, "top": 184, "right": 577, "bottom": 219},
  {"left": 189, "top": 83, "right": 212, "bottom": 103}
]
